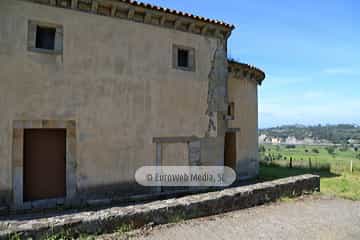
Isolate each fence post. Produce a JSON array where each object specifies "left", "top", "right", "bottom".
[
  {"left": 289, "top": 157, "right": 293, "bottom": 169},
  {"left": 350, "top": 160, "right": 353, "bottom": 173},
  {"left": 309, "top": 158, "right": 312, "bottom": 169}
]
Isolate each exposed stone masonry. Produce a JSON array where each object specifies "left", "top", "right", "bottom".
[{"left": 0, "top": 175, "right": 319, "bottom": 239}]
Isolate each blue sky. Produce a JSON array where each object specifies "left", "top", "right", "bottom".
[{"left": 141, "top": 0, "right": 360, "bottom": 128}]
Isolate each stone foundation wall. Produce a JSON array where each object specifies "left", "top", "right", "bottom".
[{"left": 0, "top": 174, "right": 320, "bottom": 239}]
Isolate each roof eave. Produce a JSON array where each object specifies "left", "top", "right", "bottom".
[{"left": 228, "top": 59, "right": 266, "bottom": 85}]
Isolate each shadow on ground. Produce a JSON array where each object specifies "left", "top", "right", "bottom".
[
  {"left": 258, "top": 162, "right": 339, "bottom": 182},
  {"left": 0, "top": 163, "right": 327, "bottom": 222}
]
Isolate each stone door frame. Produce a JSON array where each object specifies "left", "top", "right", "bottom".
[
  {"left": 153, "top": 136, "right": 201, "bottom": 193},
  {"left": 12, "top": 120, "right": 77, "bottom": 208}
]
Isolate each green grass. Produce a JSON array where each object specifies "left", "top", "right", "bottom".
[
  {"left": 261, "top": 144, "right": 360, "bottom": 173},
  {"left": 168, "top": 212, "right": 186, "bottom": 223},
  {"left": 40, "top": 229, "right": 96, "bottom": 240},
  {"left": 321, "top": 173, "right": 360, "bottom": 200},
  {"left": 115, "top": 223, "right": 135, "bottom": 235},
  {"left": 259, "top": 144, "right": 360, "bottom": 201},
  {"left": 258, "top": 163, "right": 332, "bottom": 180}
]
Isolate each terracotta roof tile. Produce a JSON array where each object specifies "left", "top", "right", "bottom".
[
  {"left": 118, "top": 0, "right": 235, "bottom": 29},
  {"left": 228, "top": 60, "right": 266, "bottom": 84}
]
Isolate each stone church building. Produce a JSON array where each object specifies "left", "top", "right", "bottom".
[{"left": 0, "top": 0, "right": 265, "bottom": 209}]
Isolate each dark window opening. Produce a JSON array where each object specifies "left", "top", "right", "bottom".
[
  {"left": 36, "top": 26, "right": 56, "bottom": 50},
  {"left": 228, "top": 102, "right": 235, "bottom": 119},
  {"left": 178, "top": 49, "right": 189, "bottom": 68}
]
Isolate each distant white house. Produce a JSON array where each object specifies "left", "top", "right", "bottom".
[
  {"left": 349, "top": 139, "right": 360, "bottom": 144},
  {"left": 285, "top": 136, "right": 297, "bottom": 145},
  {"left": 259, "top": 134, "right": 334, "bottom": 146},
  {"left": 258, "top": 134, "right": 267, "bottom": 144}
]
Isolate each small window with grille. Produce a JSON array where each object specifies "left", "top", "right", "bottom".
[
  {"left": 173, "top": 45, "right": 195, "bottom": 72},
  {"left": 28, "top": 20, "right": 63, "bottom": 54}
]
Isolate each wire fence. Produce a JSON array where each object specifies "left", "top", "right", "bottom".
[{"left": 260, "top": 158, "right": 359, "bottom": 174}]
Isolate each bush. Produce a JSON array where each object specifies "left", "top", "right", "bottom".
[
  {"left": 285, "top": 144, "right": 296, "bottom": 149},
  {"left": 305, "top": 149, "right": 309, "bottom": 153},
  {"left": 312, "top": 148, "right": 320, "bottom": 154},
  {"left": 339, "top": 144, "right": 349, "bottom": 152},
  {"left": 326, "top": 146, "right": 336, "bottom": 155},
  {"left": 259, "top": 145, "right": 266, "bottom": 153}
]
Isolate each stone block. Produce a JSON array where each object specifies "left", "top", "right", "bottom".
[
  {"left": 87, "top": 198, "right": 111, "bottom": 207},
  {"left": 31, "top": 198, "right": 59, "bottom": 209},
  {"left": 0, "top": 175, "right": 320, "bottom": 239}
]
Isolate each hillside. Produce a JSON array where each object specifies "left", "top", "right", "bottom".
[{"left": 260, "top": 124, "right": 360, "bottom": 144}]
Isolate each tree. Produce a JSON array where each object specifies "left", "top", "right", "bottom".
[{"left": 354, "top": 147, "right": 358, "bottom": 152}]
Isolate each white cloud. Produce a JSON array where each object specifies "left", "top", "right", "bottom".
[{"left": 322, "top": 67, "right": 360, "bottom": 76}]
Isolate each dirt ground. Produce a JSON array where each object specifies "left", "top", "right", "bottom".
[{"left": 100, "top": 195, "right": 360, "bottom": 240}]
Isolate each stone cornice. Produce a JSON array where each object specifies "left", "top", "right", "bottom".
[
  {"left": 228, "top": 60, "right": 266, "bottom": 85},
  {"left": 23, "top": 0, "right": 234, "bottom": 40}
]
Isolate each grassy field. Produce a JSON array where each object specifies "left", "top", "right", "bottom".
[{"left": 259, "top": 144, "right": 360, "bottom": 200}]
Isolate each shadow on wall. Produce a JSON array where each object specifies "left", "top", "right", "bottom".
[{"left": 0, "top": 190, "right": 11, "bottom": 206}]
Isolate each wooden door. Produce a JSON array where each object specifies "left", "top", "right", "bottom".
[
  {"left": 224, "top": 132, "right": 237, "bottom": 170},
  {"left": 23, "top": 129, "right": 66, "bottom": 202}
]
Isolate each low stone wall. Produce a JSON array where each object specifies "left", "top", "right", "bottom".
[{"left": 0, "top": 174, "right": 320, "bottom": 239}]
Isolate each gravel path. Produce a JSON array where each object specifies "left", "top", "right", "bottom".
[{"left": 126, "top": 196, "right": 360, "bottom": 240}]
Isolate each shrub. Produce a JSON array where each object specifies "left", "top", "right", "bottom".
[
  {"left": 285, "top": 144, "right": 296, "bottom": 149},
  {"left": 312, "top": 148, "right": 320, "bottom": 154},
  {"left": 259, "top": 145, "right": 266, "bottom": 153},
  {"left": 339, "top": 144, "right": 349, "bottom": 152},
  {"left": 326, "top": 146, "right": 336, "bottom": 156}
]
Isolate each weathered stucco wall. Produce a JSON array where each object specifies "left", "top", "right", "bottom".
[
  {"left": 0, "top": 0, "right": 227, "bottom": 203},
  {"left": 228, "top": 75, "right": 259, "bottom": 179},
  {"left": 162, "top": 143, "right": 188, "bottom": 166}
]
